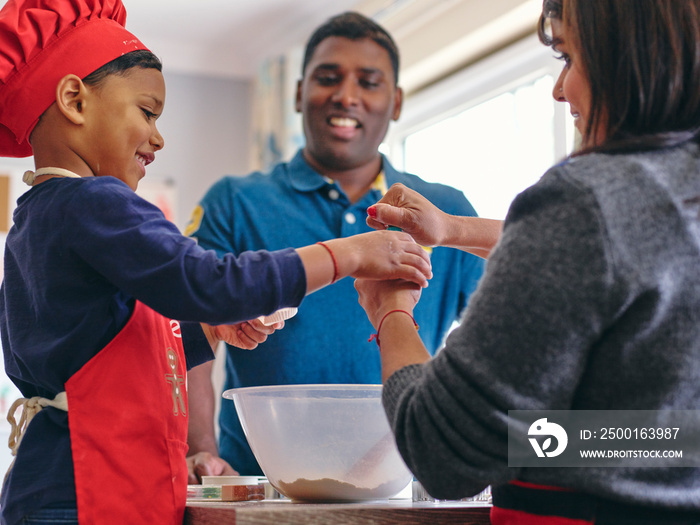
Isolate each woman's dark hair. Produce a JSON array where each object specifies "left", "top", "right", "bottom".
[
  {"left": 82, "top": 50, "right": 162, "bottom": 87},
  {"left": 539, "top": 0, "right": 700, "bottom": 154},
  {"left": 301, "top": 12, "right": 400, "bottom": 84}
]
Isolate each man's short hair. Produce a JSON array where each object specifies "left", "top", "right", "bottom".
[{"left": 302, "top": 12, "right": 400, "bottom": 84}]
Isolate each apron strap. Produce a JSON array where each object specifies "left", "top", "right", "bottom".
[
  {"left": 7, "top": 392, "right": 68, "bottom": 456},
  {"left": 4, "top": 392, "right": 68, "bottom": 485}
]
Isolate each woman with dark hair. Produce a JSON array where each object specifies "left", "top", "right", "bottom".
[
  {"left": 540, "top": 0, "right": 700, "bottom": 152},
  {"left": 356, "top": 0, "right": 700, "bottom": 523}
]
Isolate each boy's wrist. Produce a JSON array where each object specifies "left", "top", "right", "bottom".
[{"left": 324, "top": 238, "right": 356, "bottom": 280}]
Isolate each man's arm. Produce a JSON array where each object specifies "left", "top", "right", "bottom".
[
  {"left": 187, "top": 360, "right": 218, "bottom": 456},
  {"left": 186, "top": 354, "right": 237, "bottom": 482}
]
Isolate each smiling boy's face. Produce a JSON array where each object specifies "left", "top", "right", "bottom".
[
  {"left": 82, "top": 67, "right": 165, "bottom": 190},
  {"left": 296, "top": 36, "right": 402, "bottom": 174}
]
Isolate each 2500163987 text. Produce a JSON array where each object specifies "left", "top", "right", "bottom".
[{"left": 581, "top": 427, "right": 680, "bottom": 440}]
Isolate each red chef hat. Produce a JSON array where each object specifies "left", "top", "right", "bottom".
[{"left": 0, "top": 0, "right": 149, "bottom": 157}]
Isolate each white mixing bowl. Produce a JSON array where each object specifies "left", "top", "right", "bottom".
[{"left": 223, "top": 384, "right": 413, "bottom": 502}]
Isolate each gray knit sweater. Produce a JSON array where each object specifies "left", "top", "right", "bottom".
[{"left": 383, "top": 142, "right": 700, "bottom": 508}]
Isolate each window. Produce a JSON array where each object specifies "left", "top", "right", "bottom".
[{"left": 384, "top": 34, "right": 575, "bottom": 219}]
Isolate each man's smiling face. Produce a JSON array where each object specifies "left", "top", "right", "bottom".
[{"left": 296, "top": 36, "right": 402, "bottom": 173}]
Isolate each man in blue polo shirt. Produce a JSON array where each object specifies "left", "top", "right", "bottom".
[{"left": 185, "top": 11, "right": 485, "bottom": 477}]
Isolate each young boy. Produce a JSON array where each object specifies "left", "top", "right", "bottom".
[{"left": 0, "top": 1, "right": 432, "bottom": 523}]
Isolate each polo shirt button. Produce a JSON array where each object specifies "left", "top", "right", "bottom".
[
  {"left": 344, "top": 213, "right": 356, "bottom": 225},
  {"left": 328, "top": 189, "right": 340, "bottom": 200}
]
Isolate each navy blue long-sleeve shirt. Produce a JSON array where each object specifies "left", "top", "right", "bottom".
[{"left": 0, "top": 175, "right": 306, "bottom": 525}]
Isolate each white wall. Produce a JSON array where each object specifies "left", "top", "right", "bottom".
[
  {"left": 154, "top": 71, "right": 253, "bottom": 231},
  {"left": 0, "top": 72, "right": 253, "bottom": 232}
]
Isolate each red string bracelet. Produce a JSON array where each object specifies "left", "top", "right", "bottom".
[
  {"left": 368, "top": 309, "right": 419, "bottom": 348},
  {"left": 316, "top": 241, "right": 339, "bottom": 284}
]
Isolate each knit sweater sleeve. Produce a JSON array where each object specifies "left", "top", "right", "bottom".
[{"left": 382, "top": 165, "right": 618, "bottom": 499}]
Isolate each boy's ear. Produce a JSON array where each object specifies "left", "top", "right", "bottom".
[{"left": 55, "top": 74, "right": 88, "bottom": 125}]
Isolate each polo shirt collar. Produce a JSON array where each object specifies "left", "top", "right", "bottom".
[
  {"left": 288, "top": 149, "right": 397, "bottom": 197},
  {"left": 288, "top": 150, "right": 328, "bottom": 192}
]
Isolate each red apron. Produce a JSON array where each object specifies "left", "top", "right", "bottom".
[{"left": 65, "top": 300, "right": 188, "bottom": 525}]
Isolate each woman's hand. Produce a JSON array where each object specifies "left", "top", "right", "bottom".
[
  {"left": 367, "top": 183, "right": 449, "bottom": 247},
  {"left": 355, "top": 278, "right": 428, "bottom": 383},
  {"left": 367, "top": 183, "right": 503, "bottom": 259},
  {"left": 354, "top": 278, "right": 422, "bottom": 329}
]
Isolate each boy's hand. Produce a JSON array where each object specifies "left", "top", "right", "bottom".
[
  {"left": 326, "top": 230, "right": 433, "bottom": 288},
  {"left": 202, "top": 319, "right": 283, "bottom": 350}
]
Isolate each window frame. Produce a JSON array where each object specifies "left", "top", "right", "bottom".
[{"left": 384, "top": 33, "right": 572, "bottom": 172}]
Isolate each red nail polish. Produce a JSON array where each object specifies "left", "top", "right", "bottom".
[{"left": 367, "top": 206, "right": 377, "bottom": 218}]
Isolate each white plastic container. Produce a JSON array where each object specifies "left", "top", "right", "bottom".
[
  {"left": 201, "top": 475, "right": 261, "bottom": 486},
  {"left": 258, "top": 307, "right": 297, "bottom": 326}
]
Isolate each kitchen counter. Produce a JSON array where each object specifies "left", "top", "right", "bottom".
[{"left": 185, "top": 499, "right": 491, "bottom": 525}]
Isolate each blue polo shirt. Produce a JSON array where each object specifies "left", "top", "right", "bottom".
[{"left": 188, "top": 150, "right": 485, "bottom": 475}]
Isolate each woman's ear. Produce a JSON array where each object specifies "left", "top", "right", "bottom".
[{"left": 55, "top": 74, "right": 88, "bottom": 125}]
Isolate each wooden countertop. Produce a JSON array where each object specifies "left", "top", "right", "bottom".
[{"left": 185, "top": 499, "right": 492, "bottom": 525}]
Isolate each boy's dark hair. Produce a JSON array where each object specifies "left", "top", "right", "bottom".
[
  {"left": 301, "top": 12, "right": 400, "bottom": 84},
  {"left": 82, "top": 50, "right": 162, "bottom": 87}
]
